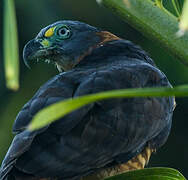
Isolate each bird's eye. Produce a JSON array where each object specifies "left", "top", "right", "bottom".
[{"left": 57, "top": 26, "right": 71, "bottom": 39}]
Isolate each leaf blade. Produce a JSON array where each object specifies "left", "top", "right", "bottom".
[
  {"left": 3, "top": 0, "right": 19, "bottom": 90},
  {"left": 29, "top": 85, "right": 188, "bottom": 131},
  {"left": 96, "top": 0, "right": 188, "bottom": 66},
  {"left": 104, "top": 167, "right": 186, "bottom": 180},
  {"left": 178, "top": 0, "right": 188, "bottom": 35},
  {"left": 172, "top": 0, "right": 181, "bottom": 18}
]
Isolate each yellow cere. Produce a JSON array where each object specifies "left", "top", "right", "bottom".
[
  {"left": 41, "top": 39, "right": 50, "bottom": 47},
  {"left": 44, "top": 27, "right": 56, "bottom": 37}
]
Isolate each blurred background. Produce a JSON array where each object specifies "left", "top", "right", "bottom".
[{"left": 0, "top": 0, "right": 188, "bottom": 178}]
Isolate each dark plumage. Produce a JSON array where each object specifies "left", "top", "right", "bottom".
[{"left": 0, "top": 21, "right": 175, "bottom": 180}]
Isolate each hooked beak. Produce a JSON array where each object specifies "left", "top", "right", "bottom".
[
  {"left": 23, "top": 39, "right": 43, "bottom": 68},
  {"left": 23, "top": 39, "right": 56, "bottom": 68},
  {"left": 23, "top": 38, "right": 78, "bottom": 72}
]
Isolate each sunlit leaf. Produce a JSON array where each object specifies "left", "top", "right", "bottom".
[
  {"left": 177, "top": 0, "right": 188, "bottom": 36},
  {"left": 29, "top": 85, "right": 188, "bottom": 131},
  {"left": 3, "top": 0, "right": 19, "bottom": 90},
  {"left": 105, "top": 167, "right": 186, "bottom": 180},
  {"left": 96, "top": 0, "right": 188, "bottom": 67}
]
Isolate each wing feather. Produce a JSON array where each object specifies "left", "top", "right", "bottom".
[{"left": 0, "top": 62, "right": 174, "bottom": 180}]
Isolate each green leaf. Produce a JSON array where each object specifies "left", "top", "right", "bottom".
[
  {"left": 178, "top": 0, "right": 188, "bottom": 36},
  {"left": 96, "top": 0, "right": 188, "bottom": 66},
  {"left": 155, "top": 0, "right": 164, "bottom": 10},
  {"left": 3, "top": 0, "right": 19, "bottom": 90},
  {"left": 104, "top": 167, "right": 186, "bottom": 180},
  {"left": 172, "top": 0, "right": 181, "bottom": 18},
  {"left": 28, "top": 85, "right": 188, "bottom": 131}
]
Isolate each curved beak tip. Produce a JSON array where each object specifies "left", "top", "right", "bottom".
[
  {"left": 23, "top": 39, "right": 42, "bottom": 69},
  {"left": 23, "top": 58, "right": 31, "bottom": 69},
  {"left": 23, "top": 48, "right": 31, "bottom": 69}
]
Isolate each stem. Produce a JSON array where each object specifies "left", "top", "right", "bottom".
[{"left": 97, "top": 0, "right": 188, "bottom": 66}]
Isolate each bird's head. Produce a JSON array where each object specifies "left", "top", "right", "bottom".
[{"left": 23, "top": 20, "right": 119, "bottom": 72}]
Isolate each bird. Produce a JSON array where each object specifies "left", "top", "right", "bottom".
[{"left": 0, "top": 20, "right": 175, "bottom": 180}]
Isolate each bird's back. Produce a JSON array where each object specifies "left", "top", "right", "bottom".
[{"left": 0, "top": 26, "right": 175, "bottom": 180}]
